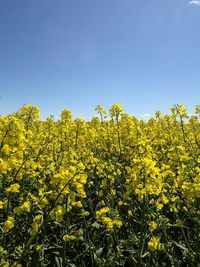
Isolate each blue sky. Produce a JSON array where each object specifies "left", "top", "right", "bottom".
[{"left": 0, "top": 0, "right": 200, "bottom": 119}]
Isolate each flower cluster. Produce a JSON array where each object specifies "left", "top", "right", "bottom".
[{"left": 0, "top": 103, "right": 200, "bottom": 266}]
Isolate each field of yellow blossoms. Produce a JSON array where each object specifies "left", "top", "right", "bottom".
[{"left": 0, "top": 103, "right": 200, "bottom": 266}]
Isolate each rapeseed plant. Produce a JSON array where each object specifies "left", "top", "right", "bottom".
[{"left": 0, "top": 103, "right": 200, "bottom": 266}]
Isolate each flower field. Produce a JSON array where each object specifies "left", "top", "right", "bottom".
[{"left": 0, "top": 103, "right": 200, "bottom": 266}]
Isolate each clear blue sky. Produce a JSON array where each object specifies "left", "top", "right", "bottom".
[{"left": 0, "top": 0, "right": 200, "bottom": 119}]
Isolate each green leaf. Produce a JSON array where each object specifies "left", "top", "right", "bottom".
[
  {"left": 91, "top": 221, "right": 101, "bottom": 229},
  {"left": 55, "top": 256, "right": 63, "bottom": 267},
  {"left": 95, "top": 247, "right": 103, "bottom": 257},
  {"left": 141, "top": 252, "right": 149, "bottom": 258},
  {"left": 173, "top": 241, "right": 189, "bottom": 253}
]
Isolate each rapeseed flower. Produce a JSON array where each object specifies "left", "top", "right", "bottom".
[
  {"left": 148, "top": 221, "right": 158, "bottom": 232},
  {"left": 3, "top": 216, "right": 15, "bottom": 233},
  {"left": 6, "top": 184, "right": 20, "bottom": 193},
  {"left": 96, "top": 207, "right": 110, "bottom": 217},
  {"left": 0, "top": 158, "right": 7, "bottom": 173},
  {"left": 63, "top": 234, "right": 77, "bottom": 242},
  {"left": 148, "top": 236, "right": 164, "bottom": 252},
  {"left": 82, "top": 211, "right": 90, "bottom": 217},
  {"left": 0, "top": 200, "right": 4, "bottom": 209}
]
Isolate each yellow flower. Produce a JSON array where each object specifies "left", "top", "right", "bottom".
[
  {"left": 35, "top": 244, "right": 43, "bottom": 252},
  {"left": 0, "top": 200, "right": 4, "bottom": 209},
  {"left": 30, "top": 222, "right": 40, "bottom": 237},
  {"left": 155, "top": 202, "right": 163, "bottom": 210},
  {"left": 1, "top": 144, "right": 11, "bottom": 154},
  {"left": 3, "top": 216, "right": 14, "bottom": 233},
  {"left": 148, "top": 221, "right": 158, "bottom": 232},
  {"left": 50, "top": 205, "right": 66, "bottom": 222},
  {"left": 38, "top": 197, "right": 49, "bottom": 209},
  {"left": 109, "top": 103, "right": 123, "bottom": 118},
  {"left": 72, "top": 201, "right": 82, "bottom": 208},
  {"left": 20, "top": 201, "right": 31, "bottom": 212},
  {"left": 14, "top": 201, "right": 31, "bottom": 215},
  {"left": 96, "top": 207, "right": 110, "bottom": 217},
  {"left": 63, "top": 234, "right": 77, "bottom": 242},
  {"left": 6, "top": 184, "right": 20, "bottom": 193},
  {"left": 79, "top": 173, "right": 87, "bottom": 184},
  {"left": 114, "top": 219, "right": 123, "bottom": 228},
  {"left": 33, "top": 214, "right": 43, "bottom": 223},
  {"left": 111, "top": 189, "right": 116, "bottom": 195},
  {"left": 101, "top": 217, "right": 114, "bottom": 232},
  {"left": 161, "top": 194, "right": 169, "bottom": 204},
  {"left": 148, "top": 236, "right": 164, "bottom": 252},
  {"left": 0, "top": 261, "right": 10, "bottom": 267},
  {"left": 82, "top": 211, "right": 90, "bottom": 217},
  {"left": 0, "top": 158, "right": 7, "bottom": 173}
]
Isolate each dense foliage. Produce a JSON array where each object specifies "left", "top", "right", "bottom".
[{"left": 0, "top": 103, "right": 200, "bottom": 266}]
